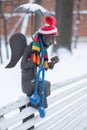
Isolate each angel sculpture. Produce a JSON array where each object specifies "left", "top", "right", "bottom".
[{"left": 6, "top": 16, "right": 59, "bottom": 119}]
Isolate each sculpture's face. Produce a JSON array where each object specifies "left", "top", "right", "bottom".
[{"left": 42, "top": 35, "right": 57, "bottom": 47}]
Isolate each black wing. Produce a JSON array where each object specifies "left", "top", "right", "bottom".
[{"left": 6, "top": 33, "right": 27, "bottom": 68}]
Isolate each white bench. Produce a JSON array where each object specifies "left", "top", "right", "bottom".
[{"left": 0, "top": 74, "right": 87, "bottom": 130}]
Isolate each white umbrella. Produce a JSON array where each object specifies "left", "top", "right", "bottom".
[
  {"left": 14, "top": 3, "right": 54, "bottom": 35},
  {"left": 14, "top": 3, "right": 55, "bottom": 35},
  {"left": 14, "top": 3, "right": 54, "bottom": 15}
]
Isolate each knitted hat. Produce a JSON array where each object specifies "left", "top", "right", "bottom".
[{"left": 38, "top": 16, "right": 58, "bottom": 35}]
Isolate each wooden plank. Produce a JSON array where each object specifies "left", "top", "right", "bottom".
[
  {"left": 33, "top": 102, "right": 87, "bottom": 130},
  {"left": 48, "top": 105, "right": 87, "bottom": 130},
  {"left": 48, "top": 83, "right": 87, "bottom": 105},
  {"left": 12, "top": 116, "right": 41, "bottom": 130},
  {"left": 49, "top": 111, "right": 87, "bottom": 130},
  {"left": 48, "top": 103, "right": 87, "bottom": 130},
  {"left": 75, "top": 119, "right": 87, "bottom": 130},
  {"left": 1, "top": 78, "right": 87, "bottom": 117},
  {"left": 51, "top": 75, "right": 87, "bottom": 91},
  {"left": 0, "top": 88, "right": 87, "bottom": 130},
  {"left": 0, "top": 96, "right": 29, "bottom": 117},
  {"left": 0, "top": 75, "right": 87, "bottom": 114},
  {"left": 62, "top": 110, "right": 87, "bottom": 130},
  {"left": 0, "top": 107, "right": 36, "bottom": 130},
  {"left": 0, "top": 84, "right": 87, "bottom": 129},
  {"left": 34, "top": 104, "right": 87, "bottom": 130},
  {"left": 47, "top": 94, "right": 87, "bottom": 119},
  {"left": 51, "top": 78, "right": 87, "bottom": 93},
  {"left": 0, "top": 76, "right": 87, "bottom": 129}
]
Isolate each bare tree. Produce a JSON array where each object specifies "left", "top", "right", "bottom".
[
  {"left": 55, "top": 0, "right": 74, "bottom": 51},
  {"left": 0, "top": 1, "right": 9, "bottom": 60}
]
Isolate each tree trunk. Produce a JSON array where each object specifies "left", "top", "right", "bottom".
[{"left": 55, "top": 0, "right": 74, "bottom": 51}]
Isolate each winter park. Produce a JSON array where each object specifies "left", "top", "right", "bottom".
[{"left": 0, "top": 0, "right": 87, "bottom": 130}]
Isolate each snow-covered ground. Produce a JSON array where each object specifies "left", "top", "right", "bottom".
[{"left": 0, "top": 39, "right": 87, "bottom": 107}]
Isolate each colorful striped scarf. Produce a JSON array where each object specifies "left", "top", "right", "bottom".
[{"left": 31, "top": 35, "right": 48, "bottom": 70}]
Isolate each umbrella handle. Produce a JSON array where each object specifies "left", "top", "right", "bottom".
[{"left": 31, "top": 13, "right": 34, "bottom": 35}]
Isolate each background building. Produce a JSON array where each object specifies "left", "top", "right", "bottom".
[{"left": 0, "top": 0, "right": 87, "bottom": 38}]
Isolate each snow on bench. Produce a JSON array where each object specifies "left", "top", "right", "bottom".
[{"left": 0, "top": 74, "right": 87, "bottom": 130}]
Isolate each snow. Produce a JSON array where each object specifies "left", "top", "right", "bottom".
[
  {"left": 15, "top": 3, "right": 53, "bottom": 15},
  {"left": 46, "top": 42, "right": 87, "bottom": 83},
  {"left": 0, "top": 39, "right": 87, "bottom": 107}
]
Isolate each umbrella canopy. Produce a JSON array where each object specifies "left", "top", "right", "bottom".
[{"left": 14, "top": 3, "right": 54, "bottom": 15}]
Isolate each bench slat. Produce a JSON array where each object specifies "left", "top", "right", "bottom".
[
  {"left": 51, "top": 75, "right": 87, "bottom": 91},
  {"left": 62, "top": 110, "right": 87, "bottom": 130},
  {"left": 48, "top": 82, "right": 87, "bottom": 105},
  {"left": 0, "top": 90, "right": 87, "bottom": 130},
  {"left": 0, "top": 107, "right": 36, "bottom": 129},
  {"left": 52, "top": 110, "right": 87, "bottom": 130},
  {"left": 0, "top": 76, "right": 87, "bottom": 130},
  {"left": 34, "top": 102, "right": 87, "bottom": 130},
  {"left": 0, "top": 78, "right": 87, "bottom": 117},
  {"left": 0, "top": 96, "right": 29, "bottom": 117},
  {"left": 13, "top": 102, "right": 87, "bottom": 130},
  {"left": 75, "top": 118, "right": 87, "bottom": 130}
]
